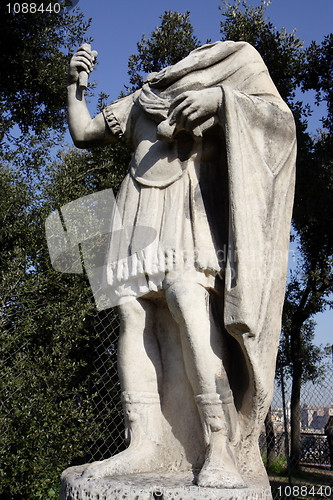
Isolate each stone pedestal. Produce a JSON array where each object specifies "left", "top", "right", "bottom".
[{"left": 60, "top": 468, "right": 272, "bottom": 500}]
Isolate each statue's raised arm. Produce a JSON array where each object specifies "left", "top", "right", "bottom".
[{"left": 67, "top": 44, "right": 115, "bottom": 148}]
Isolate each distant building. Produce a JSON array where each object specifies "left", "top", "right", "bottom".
[
  {"left": 301, "top": 405, "right": 333, "bottom": 432},
  {"left": 270, "top": 404, "right": 333, "bottom": 433}
]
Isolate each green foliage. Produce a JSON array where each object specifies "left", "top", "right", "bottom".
[
  {"left": 292, "top": 132, "right": 333, "bottom": 269},
  {"left": 127, "top": 11, "right": 201, "bottom": 91},
  {"left": 268, "top": 456, "right": 288, "bottom": 476},
  {"left": 279, "top": 308, "right": 326, "bottom": 383},
  {"left": 262, "top": 453, "right": 288, "bottom": 476},
  {"left": 0, "top": 167, "right": 31, "bottom": 269},
  {"left": 220, "top": 0, "right": 304, "bottom": 104},
  {"left": 46, "top": 144, "right": 130, "bottom": 209},
  {"left": 1, "top": 151, "right": 87, "bottom": 498},
  {"left": 0, "top": 3, "right": 103, "bottom": 498},
  {"left": 0, "top": 273, "right": 96, "bottom": 498},
  {"left": 301, "top": 34, "right": 333, "bottom": 132},
  {"left": 1, "top": 269, "right": 121, "bottom": 499},
  {"left": 0, "top": 1, "right": 91, "bottom": 140}
]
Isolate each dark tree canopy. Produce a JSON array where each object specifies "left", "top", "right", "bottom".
[
  {"left": 0, "top": 1, "right": 90, "bottom": 139},
  {"left": 301, "top": 34, "right": 333, "bottom": 132}
]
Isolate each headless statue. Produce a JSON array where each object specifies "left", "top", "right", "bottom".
[{"left": 66, "top": 41, "right": 296, "bottom": 490}]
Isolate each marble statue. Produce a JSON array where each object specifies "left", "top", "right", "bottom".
[{"left": 61, "top": 40, "right": 296, "bottom": 499}]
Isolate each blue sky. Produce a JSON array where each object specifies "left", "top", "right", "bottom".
[{"left": 70, "top": 0, "right": 332, "bottom": 349}]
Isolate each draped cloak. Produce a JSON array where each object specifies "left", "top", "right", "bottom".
[{"left": 102, "top": 41, "right": 296, "bottom": 486}]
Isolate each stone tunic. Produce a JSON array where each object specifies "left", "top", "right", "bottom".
[{"left": 102, "top": 91, "right": 228, "bottom": 300}]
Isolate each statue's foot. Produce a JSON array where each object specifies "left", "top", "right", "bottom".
[
  {"left": 197, "top": 466, "right": 245, "bottom": 489},
  {"left": 81, "top": 440, "right": 168, "bottom": 479},
  {"left": 197, "top": 431, "right": 245, "bottom": 489}
]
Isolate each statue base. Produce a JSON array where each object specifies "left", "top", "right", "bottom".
[{"left": 60, "top": 467, "right": 272, "bottom": 500}]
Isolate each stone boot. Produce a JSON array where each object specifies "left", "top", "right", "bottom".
[
  {"left": 220, "top": 386, "right": 241, "bottom": 445},
  {"left": 194, "top": 393, "right": 245, "bottom": 489},
  {"left": 82, "top": 391, "right": 167, "bottom": 478}
]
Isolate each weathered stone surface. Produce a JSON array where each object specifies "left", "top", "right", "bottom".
[
  {"left": 60, "top": 469, "right": 272, "bottom": 500},
  {"left": 64, "top": 39, "right": 296, "bottom": 496}
]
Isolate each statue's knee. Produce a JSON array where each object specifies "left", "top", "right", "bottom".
[
  {"left": 118, "top": 299, "right": 146, "bottom": 328},
  {"left": 164, "top": 279, "right": 186, "bottom": 308},
  {"left": 166, "top": 277, "right": 206, "bottom": 303}
]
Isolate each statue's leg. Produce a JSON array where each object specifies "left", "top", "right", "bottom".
[
  {"left": 117, "top": 296, "right": 162, "bottom": 395},
  {"left": 83, "top": 297, "right": 170, "bottom": 478},
  {"left": 164, "top": 275, "right": 245, "bottom": 488}
]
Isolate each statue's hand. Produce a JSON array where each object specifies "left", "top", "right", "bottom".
[
  {"left": 168, "top": 88, "right": 222, "bottom": 133},
  {"left": 68, "top": 44, "right": 97, "bottom": 85},
  {"left": 148, "top": 66, "right": 174, "bottom": 87}
]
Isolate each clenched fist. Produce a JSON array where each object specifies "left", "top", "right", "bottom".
[{"left": 68, "top": 43, "right": 98, "bottom": 88}]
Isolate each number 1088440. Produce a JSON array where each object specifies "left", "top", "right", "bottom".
[
  {"left": 277, "top": 485, "right": 332, "bottom": 497},
  {"left": 6, "top": 3, "right": 61, "bottom": 13}
]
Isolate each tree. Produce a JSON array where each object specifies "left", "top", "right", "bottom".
[
  {"left": 0, "top": 139, "right": 130, "bottom": 499},
  {"left": 283, "top": 37, "right": 333, "bottom": 467},
  {"left": 0, "top": 3, "right": 97, "bottom": 498},
  {"left": 219, "top": 0, "right": 304, "bottom": 105},
  {"left": 127, "top": 10, "right": 200, "bottom": 91},
  {"left": 301, "top": 34, "right": 333, "bottom": 133},
  {"left": 220, "top": 0, "right": 333, "bottom": 469},
  {"left": 0, "top": 0, "right": 91, "bottom": 141}
]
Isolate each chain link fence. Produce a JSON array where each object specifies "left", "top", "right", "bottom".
[
  {"left": 1, "top": 281, "right": 332, "bottom": 499},
  {"left": 261, "top": 364, "right": 333, "bottom": 499},
  {"left": 83, "top": 308, "right": 126, "bottom": 462}
]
